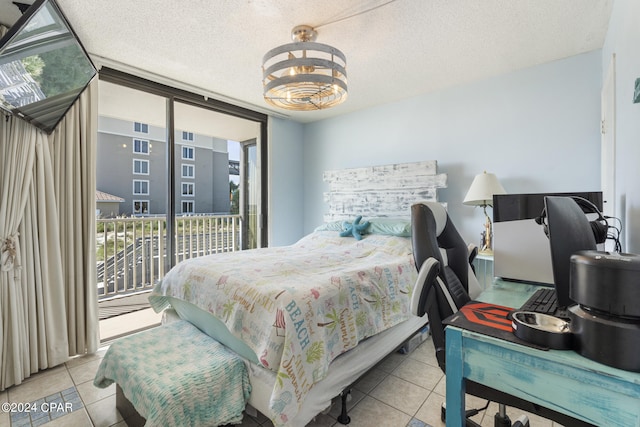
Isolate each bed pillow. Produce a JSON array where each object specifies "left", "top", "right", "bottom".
[
  {"left": 315, "top": 217, "right": 411, "bottom": 237},
  {"left": 314, "top": 221, "right": 344, "bottom": 232},
  {"left": 368, "top": 218, "right": 412, "bottom": 237}
]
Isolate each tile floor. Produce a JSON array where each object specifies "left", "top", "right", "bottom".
[{"left": 1, "top": 331, "right": 565, "bottom": 427}]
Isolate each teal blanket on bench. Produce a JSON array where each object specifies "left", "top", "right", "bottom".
[{"left": 94, "top": 320, "right": 251, "bottom": 426}]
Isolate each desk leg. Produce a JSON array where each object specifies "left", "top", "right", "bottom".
[{"left": 445, "top": 327, "right": 465, "bottom": 427}]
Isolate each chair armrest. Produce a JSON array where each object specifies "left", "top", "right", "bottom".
[
  {"left": 411, "top": 257, "right": 440, "bottom": 317},
  {"left": 468, "top": 243, "right": 478, "bottom": 264},
  {"left": 466, "top": 243, "right": 483, "bottom": 298}
]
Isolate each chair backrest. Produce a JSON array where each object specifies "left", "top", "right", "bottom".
[
  {"left": 410, "top": 201, "right": 480, "bottom": 370},
  {"left": 410, "top": 202, "right": 592, "bottom": 427},
  {"left": 545, "top": 196, "right": 598, "bottom": 307}
]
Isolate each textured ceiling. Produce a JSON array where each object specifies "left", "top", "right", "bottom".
[{"left": 0, "top": 0, "right": 614, "bottom": 123}]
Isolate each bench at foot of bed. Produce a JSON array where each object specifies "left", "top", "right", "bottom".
[
  {"left": 93, "top": 320, "right": 251, "bottom": 427},
  {"left": 116, "top": 384, "right": 146, "bottom": 427}
]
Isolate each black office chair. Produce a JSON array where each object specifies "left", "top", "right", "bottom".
[{"left": 410, "top": 202, "right": 596, "bottom": 427}]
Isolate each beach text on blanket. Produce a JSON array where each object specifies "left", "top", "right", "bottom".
[{"left": 285, "top": 300, "right": 310, "bottom": 350}]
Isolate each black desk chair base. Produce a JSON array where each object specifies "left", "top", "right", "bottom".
[{"left": 441, "top": 401, "right": 530, "bottom": 427}]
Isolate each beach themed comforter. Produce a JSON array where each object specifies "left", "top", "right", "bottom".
[{"left": 149, "top": 230, "right": 418, "bottom": 426}]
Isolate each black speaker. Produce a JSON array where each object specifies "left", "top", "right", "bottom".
[{"left": 535, "top": 196, "right": 608, "bottom": 244}]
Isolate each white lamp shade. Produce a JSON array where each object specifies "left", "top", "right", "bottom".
[{"left": 463, "top": 171, "right": 507, "bottom": 207}]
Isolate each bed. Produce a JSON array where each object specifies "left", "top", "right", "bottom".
[{"left": 148, "top": 160, "right": 447, "bottom": 426}]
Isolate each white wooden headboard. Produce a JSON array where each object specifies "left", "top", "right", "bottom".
[{"left": 323, "top": 160, "right": 447, "bottom": 222}]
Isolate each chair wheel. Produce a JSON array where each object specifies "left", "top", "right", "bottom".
[{"left": 512, "top": 415, "right": 530, "bottom": 427}]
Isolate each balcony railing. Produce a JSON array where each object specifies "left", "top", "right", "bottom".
[{"left": 97, "top": 214, "right": 241, "bottom": 300}]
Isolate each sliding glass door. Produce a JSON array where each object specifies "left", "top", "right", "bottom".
[
  {"left": 97, "top": 69, "right": 268, "bottom": 300},
  {"left": 96, "top": 81, "right": 168, "bottom": 298}
]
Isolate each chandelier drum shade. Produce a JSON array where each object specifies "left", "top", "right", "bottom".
[{"left": 262, "top": 25, "right": 347, "bottom": 111}]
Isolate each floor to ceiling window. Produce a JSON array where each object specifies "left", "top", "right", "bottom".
[
  {"left": 96, "top": 69, "right": 268, "bottom": 307},
  {"left": 96, "top": 81, "right": 168, "bottom": 301}
]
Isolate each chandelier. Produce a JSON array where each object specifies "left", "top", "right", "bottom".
[{"left": 262, "top": 25, "right": 347, "bottom": 111}]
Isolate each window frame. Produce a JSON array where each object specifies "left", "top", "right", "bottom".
[
  {"left": 181, "top": 163, "right": 195, "bottom": 179},
  {"left": 133, "top": 159, "right": 149, "bottom": 175},
  {"left": 133, "top": 179, "right": 150, "bottom": 195},
  {"left": 182, "top": 131, "right": 194, "bottom": 141},
  {"left": 181, "top": 182, "right": 194, "bottom": 197},
  {"left": 181, "top": 145, "right": 194, "bottom": 160},
  {"left": 182, "top": 200, "right": 194, "bottom": 214},
  {"left": 134, "top": 121, "right": 149, "bottom": 134},
  {"left": 133, "top": 200, "right": 149, "bottom": 215},
  {"left": 100, "top": 67, "right": 269, "bottom": 256},
  {"left": 133, "top": 138, "right": 149, "bottom": 155}
]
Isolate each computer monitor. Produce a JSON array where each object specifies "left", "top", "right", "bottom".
[
  {"left": 493, "top": 192, "right": 603, "bottom": 222},
  {"left": 492, "top": 191, "right": 602, "bottom": 285}
]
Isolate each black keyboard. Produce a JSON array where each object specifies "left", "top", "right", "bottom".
[{"left": 520, "top": 288, "right": 558, "bottom": 315}]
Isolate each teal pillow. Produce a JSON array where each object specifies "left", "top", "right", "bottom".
[
  {"left": 315, "top": 217, "right": 411, "bottom": 237},
  {"left": 369, "top": 218, "right": 411, "bottom": 237},
  {"left": 314, "top": 221, "right": 343, "bottom": 232}
]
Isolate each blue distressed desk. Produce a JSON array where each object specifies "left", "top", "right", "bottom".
[{"left": 445, "top": 279, "right": 640, "bottom": 427}]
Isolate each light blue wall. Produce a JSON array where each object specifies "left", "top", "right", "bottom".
[
  {"left": 300, "top": 50, "right": 603, "bottom": 246},
  {"left": 602, "top": 0, "right": 640, "bottom": 252},
  {"left": 268, "top": 117, "right": 305, "bottom": 246},
  {"left": 269, "top": 2, "right": 640, "bottom": 253}
]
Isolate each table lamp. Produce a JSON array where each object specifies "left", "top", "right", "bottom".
[{"left": 463, "top": 171, "right": 506, "bottom": 254}]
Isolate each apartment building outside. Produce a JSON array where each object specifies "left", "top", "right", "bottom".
[{"left": 97, "top": 116, "right": 231, "bottom": 217}]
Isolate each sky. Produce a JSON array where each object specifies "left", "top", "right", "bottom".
[
  {"left": 227, "top": 140, "right": 240, "bottom": 161},
  {"left": 228, "top": 140, "right": 240, "bottom": 184}
]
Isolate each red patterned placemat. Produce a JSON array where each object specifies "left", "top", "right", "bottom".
[{"left": 443, "top": 301, "right": 547, "bottom": 350}]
